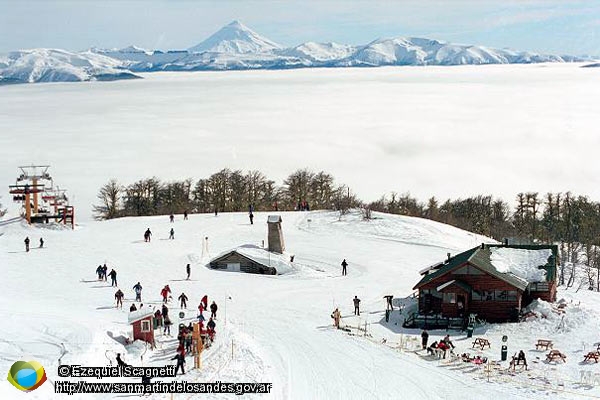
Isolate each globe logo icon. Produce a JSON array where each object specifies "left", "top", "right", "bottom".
[{"left": 7, "top": 361, "right": 47, "bottom": 392}]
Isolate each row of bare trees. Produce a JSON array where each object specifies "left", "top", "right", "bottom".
[{"left": 93, "top": 169, "right": 359, "bottom": 220}]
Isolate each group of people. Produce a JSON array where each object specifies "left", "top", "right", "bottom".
[
  {"left": 23, "top": 236, "right": 44, "bottom": 252},
  {"left": 297, "top": 201, "right": 310, "bottom": 211},
  {"left": 95, "top": 264, "right": 118, "bottom": 286},
  {"left": 423, "top": 331, "right": 456, "bottom": 359}
]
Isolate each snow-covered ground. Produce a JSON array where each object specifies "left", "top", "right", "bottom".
[
  {"left": 1, "top": 210, "right": 600, "bottom": 399},
  {"left": 1, "top": 63, "right": 600, "bottom": 221}
]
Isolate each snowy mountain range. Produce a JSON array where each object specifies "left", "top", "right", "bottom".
[{"left": 1, "top": 20, "right": 596, "bottom": 84}]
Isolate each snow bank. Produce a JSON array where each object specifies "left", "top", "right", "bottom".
[{"left": 490, "top": 247, "right": 551, "bottom": 282}]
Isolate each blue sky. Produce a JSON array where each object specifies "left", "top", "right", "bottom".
[{"left": 1, "top": 0, "right": 599, "bottom": 55}]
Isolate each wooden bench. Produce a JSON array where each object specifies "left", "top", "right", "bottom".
[
  {"left": 546, "top": 350, "right": 567, "bottom": 363},
  {"left": 583, "top": 351, "right": 600, "bottom": 363},
  {"left": 472, "top": 337, "right": 491, "bottom": 350},
  {"left": 535, "top": 339, "right": 553, "bottom": 350}
]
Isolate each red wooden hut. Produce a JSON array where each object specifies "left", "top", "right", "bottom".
[{"left": 128, "top": 310, "right": 155, "bottom": 347}]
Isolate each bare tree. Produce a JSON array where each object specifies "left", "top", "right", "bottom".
[{"left": 93, "top": 179, "right": 122, "bottom": 220}]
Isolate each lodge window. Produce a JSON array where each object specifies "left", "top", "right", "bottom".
[
  {"left": 529, "top": 282, "right": 549, "bottom": 292},
  {"left": 472, "top": 290, "right": 517, "bottom": 301},
  {"left": 443, "top": 293, "right": 456, "bottom": 303},
  {"left": 141, "top": 320, "right": 151, "bottom": 333}
]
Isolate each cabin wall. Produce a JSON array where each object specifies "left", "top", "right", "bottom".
[{"left": 210, "top": 253, "right": 276, "bottom": 275}]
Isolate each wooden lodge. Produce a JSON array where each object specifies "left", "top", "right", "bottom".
[{"left": 408, "top": 243, "right": 558, "bottom": 328}]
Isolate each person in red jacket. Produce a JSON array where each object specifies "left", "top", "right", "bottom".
[
  {"left": 161, "top": 285, "right": 171, "bottom": 303},
  {"left": 201, "top": 295, "right": 208, "bottom": 310}
]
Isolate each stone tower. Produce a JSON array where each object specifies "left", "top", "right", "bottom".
[{"left": 267, "top": 215, "right": 285, "bottom": 254}]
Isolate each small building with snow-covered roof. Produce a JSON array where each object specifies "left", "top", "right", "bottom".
[
  {"left": 128, "top": 309, "right": 155, "bottom": 347},
  {"left": 409, "top": 243, "right": 558, "bottom": 326},
  {"left": 209, "top": 244, "right": 293, "bottom": 275}
]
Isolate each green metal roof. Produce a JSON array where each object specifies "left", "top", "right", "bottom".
[{"left": 413, "top": 244, "right": 557, "bottom": 292}]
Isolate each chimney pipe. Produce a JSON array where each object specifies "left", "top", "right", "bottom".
[
  {"left": 447, "top": 252, "right": 451, "bottom": 261},
  {"left": 481, "top": 243, "right": 485, "bottom": 249}
]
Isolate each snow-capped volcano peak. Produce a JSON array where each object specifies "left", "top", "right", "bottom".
[{"left": 188, "top": 20, "right": 281, "bottom": 54}]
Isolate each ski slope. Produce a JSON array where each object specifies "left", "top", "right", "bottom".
[{"left": 2, "top": 210, "right": 599, "bottom": 399}]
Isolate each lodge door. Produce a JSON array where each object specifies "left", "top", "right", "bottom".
[{"left": 457, "top": 294, "right": 466, "bottom": 318}]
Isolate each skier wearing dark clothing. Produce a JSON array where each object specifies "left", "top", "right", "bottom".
[
  {"left": 169, "top": 228, "right": 175, "bottom": 240},
  {"left": 183, "top": 210, "right": 188, "bottom": 220},
  {"left": 421, "top": 329, "right": 429, "bottom": 349},
  {"left": 144, "top": 228, "right": 152, "bottom": 242},
  {"left": 102, "top": 264, "right": 108, "bottom": 281},
  {"left": 178, "top": 293, "right": 188, "bottom": 309},
  {"left": 24, "top": 237, "right": 30, "bottom": 252},
  {"left": 115, "top": 289, "right": 124, "bottom": 308},
  {"left": 353, "top": 296, "right": 361, "bottom": 316},
  {"left": 210, "top": 301, "right": 218, "bottom": 319},
  {"left": 249, "top": 212, "right": 254, "bottom": 225},
  {"left": 162, "top": 304, "right": 169, "bottom": 319},
  {"left": 171, "top": 353, "right": 185, "bottom": 375},
  {"left": 164, "top": 316, "right": 172, "bottom": 335},
  {"left": 207, "top": 317, "right": 216, "bottom": 332},
  {"left": 341, "top": 259, "right": 348, "bottom": 276},
  {"left": 39, "top": 238, "right": 44, "bottom": 248},
  {"left": 133, "top": 282, "right": 143, "bottom": 302},
  {"left": 169, "top": 214, "right": 174, "bottom": 223},
  {"left": 186, "top": 263, "right": 191, "bottom": 280},
  {"left": 116, "top": 353, "right": 128, "bottom": 367},
  {"left": 109, "top": 269, "right": 117, "bottom": 286},
  {"left": 96, "top": 265, "right": 103, "bottom": 280}
]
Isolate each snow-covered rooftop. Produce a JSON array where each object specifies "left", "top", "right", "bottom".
[
  {"left": 127, "top": 309, "right": 154, "bottom": 325},
  {"left": 490, "top": 247, "right": 552, "bottom": 282},
  {"left": 212, "top": 244, "right": 294, "bottom": 275}
]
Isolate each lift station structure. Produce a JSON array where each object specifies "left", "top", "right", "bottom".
[{"left": 8, "top": 165, "right": 75, "bottom": 228}]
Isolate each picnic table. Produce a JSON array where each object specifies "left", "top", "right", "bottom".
[
  {"left": 472, "top": 337, "right": 491, "bottom": 350},
  {"left": 546, "top": 350, "right": 567, "bottom": 363},
  {"left": 535, "top": 339, "right": 553, "bottom": 350},
  {"left": 583, "top": 351, "right": 600, "bottom": 363}
]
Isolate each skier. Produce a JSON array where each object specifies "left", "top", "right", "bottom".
[
  {"left": 183, "top": 210, "right": 188, "bottom": 220},
  {"left": 384, "top": 295, "right": 393, "bottom": 311},
  {"left": 201, "top": 295, "right": 208, "bottom": 310},
  {"left": 353, "top": 295, "right": 361, "bottom": 316},
  {"left": 341, "top": 259, "right": 348, "bottom": 276},
  {"left": 210, "top": 301, "right": 218, "bottom": 319},
  {"left": 331, "top": 308, "right": 341, "bottom": 329},
  {"left": 198, "top": 302, "right": 205, "bottom": 318},
  {"left": 96, "top": 265, "right": 103, "bottom": 280},
  {"left": 169, "top": 228, "right": 175, "bottom": 240},
  {"left": 186, "top": 263, "right": 191, "bottom": 280},
  {"left": 164, "top": 316, "right": 172, "bottom": 335},
  {"left": 249, "top": 212, "right": 254, "bottom": 225},
  {"left": 144, "top": 228, "right": 152, "bottom": 242},
  {"left": 178, "top": 292, "right": 188, "bottom": 309},
  {"left": 169, "top": 214, "right": 174, "bottom": 223},
  {"left": 154, "top": 309, "right": 163, "bottom": 328},
  {"left": 185, "top": 329, "right": 193, "bottom": 354},
  {"left": 116, "top": 353, "right": 128, "bottom": 367},
  {"left": 39, "top": 237, "right": 44, "bottom": 248},
  {"left": 160, "top": 285, "right": 171, "bottom": 303},
  {"left": 214, "top": 208, "right": 218, "bottom": 216},
  {"left": 115, "top": 289, "right": 124, "bottom": 308},
  {"left": 24, "top": 237, "right": 30, "bottom": 252},
  {"left": 207, "top": 317, "right": 216, "bottom": 340},
  {"left": 171, "top": 352, "right": 186, "bottom": 375},
  {"left": 108, "top": 269, "right": 117, "bottom": 287},
  {"left": 129, "top": 303, "right": 137, "bottom": 312},
  {"left": 133, "top": 282, "right": 143, "bottom": 302},
  {"left": 162, "top": 304, "right": 169, "bottom": 320},
  {"left": 102, "top": 264, "right": 108, "bottom": 281},
  {"left": 421, "top": 329, "right": 429, "bottom": 350}
]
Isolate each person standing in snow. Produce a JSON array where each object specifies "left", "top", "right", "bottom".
[
  {"left": 161, "top": 285, "right": 171, "bottom": 303},
  {"left": 249, "top": 212, "right": 254, "bottom": 225},
  {"left": 341, "top": 259, "right": 348, "bottom": 276},
  {"left": 108, "top": 269, "right": 117, "bottom": 287},
  {"left": 164, "top": 315, "right": 172, "bottom": 335},
  {"left": 169, "top": 214, "right": 174, "bottom": 223},
  {"left": 186, "top": 263, "right": 191, "bottom": 280},
  {"left": 144, "top": 228, "right": 152, "bottom": 242},
  {"left": 183, "top": 210, "right": 188, "bottom": 220},
  {"left": 115, "top": 289, "right": 124, "bottom": 309},
  {"left": 178, "top": 292, "right": 188, "bottom": 309},
  {"left": 421, "top": 329, "right": 429, "bottom": 350},
  {"left": 384, "top": 295, "right": 393, "bottom": 311},
  {"left": 116, "top": 353, "right": 128, "bottom": 367},
  {"left": 96, "top": 265, "right": 103, "bottom": 280},
  {"left": 39, "top": 237, "right": 44, "bottom": 248},
  {"left": 171, "top": 352, "right": 185, "bottom": 375},
  {"left": 201, "top": 295, "right": 208, "bottom": 310},
  {"left": 102, "top": 264, "right": 108, "bottom": 281},
  {"left": 129, "top": 303, "right": 137, "bottom": 312},
  {"left": 162, "top": 304, "right": 169, "bottom": 319},
  {"left": 210, "top": 301, "right": 218, "bottom": 319},
  {"left": 353, "top": 295, "right": 361, "bottom": 316},
  {"left": 154, "top": 309, "right": 163, "bottom": 328},
  {"left": 133, "top": 282, "right": 143, "bottom": 302},
  {"left": 169, "top": 228, "right": 175, "bottom": 240},
  {"left": 24, "top": 237, "right": 30, "bottom": 252},
  {"left": 331, "top": 308, "right": 341, "bottom": 329}
]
